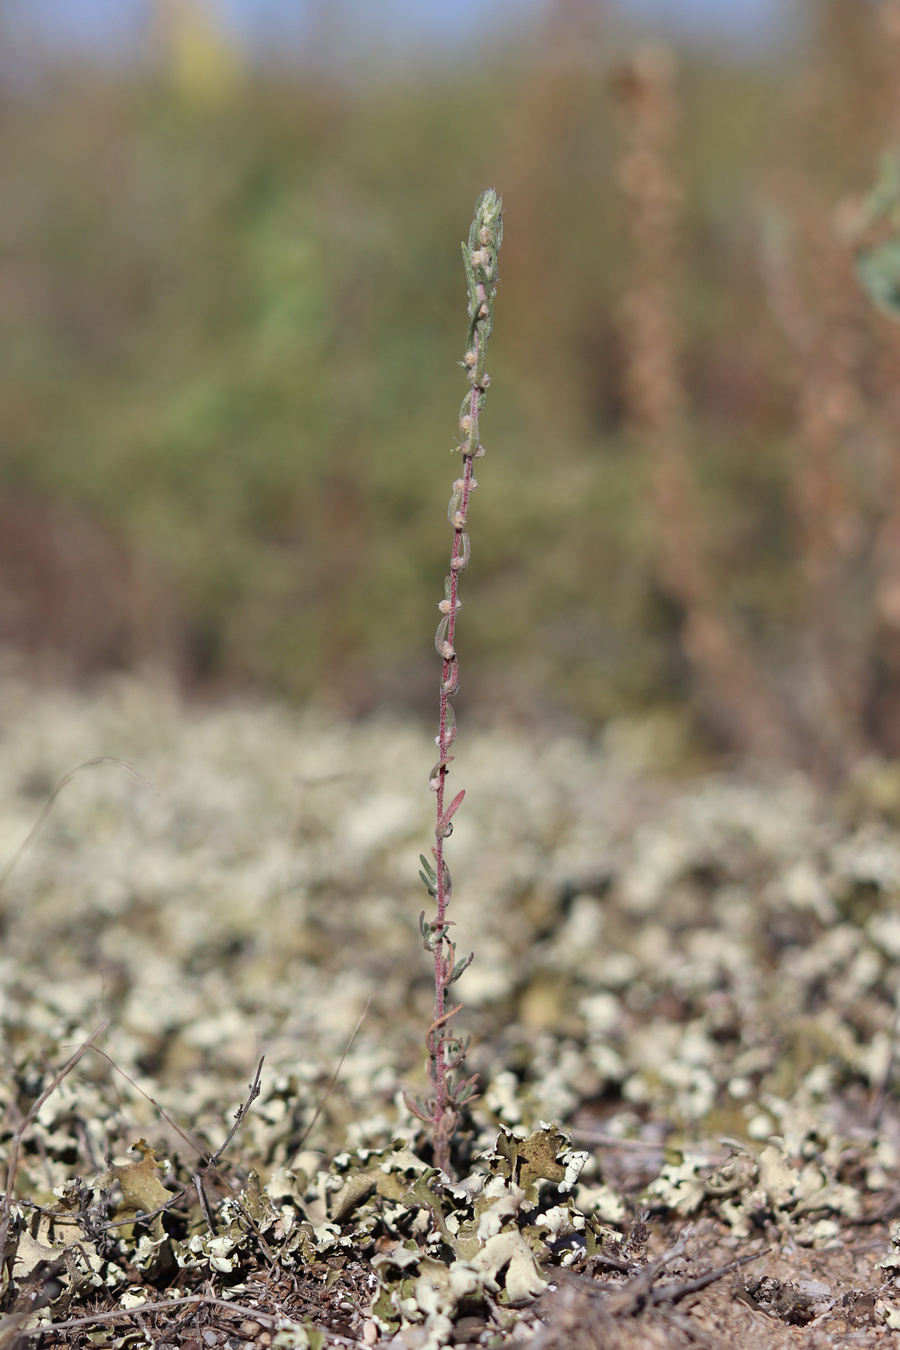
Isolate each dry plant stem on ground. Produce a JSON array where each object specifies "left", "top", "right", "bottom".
[
  {"left": 404, "top": 190, "right": 503, "bottom": 1175},
  {"left": 0, "top": 1019, "right": 109, "bottom": 1272}
]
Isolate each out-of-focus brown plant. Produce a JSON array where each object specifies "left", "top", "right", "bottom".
[
  {"left": 615, "top": 45, "right": 790, "bottom": 760},
  {"left": 860, "top": 0, "right": 900, "bottom": 754},
  {"left": 762, "top": 190, "right": 869, "bottom": 772}
]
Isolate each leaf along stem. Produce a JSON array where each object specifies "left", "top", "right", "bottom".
[{"left": 416, "top": 189, "right": 502, "bottom": 1176}]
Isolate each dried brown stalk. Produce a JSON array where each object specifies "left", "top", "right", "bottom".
[
  {"left": 762, "top": 188, "right": 869, "bottom": 772},
  {"left": 616, "top": 45, "right": 789, "bottom": 760}
]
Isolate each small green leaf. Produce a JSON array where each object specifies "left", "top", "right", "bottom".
[
  {"left": 448, "top": 951, "right": 474, "bottom": 985},
  {"left": 455, "top": 1077, "right": 480, "bottom": 1104},
  {"left": 857, "top": 239, "right": 900, "bottom": 321},
  {"left": 861, "top": 153, "right": 900, "bottom": 230},
  {"left": 402, "top": 1091, "right": 434, "bottom": 1124},
  {"left": 461, "top": 240, "right": 478, "bottom": 314}
]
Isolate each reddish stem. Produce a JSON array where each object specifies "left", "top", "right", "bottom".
[
  {"left": 431, "top": 330, "right": 481, "bottom": 1168},
  {"left": 420, "top": 190, "right": 501, "bottom": 1174}
]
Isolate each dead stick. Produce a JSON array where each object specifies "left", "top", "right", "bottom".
[
  {"left": 9, "top": 1293, "right": 285, "bottom": 1336},
  {"left": 649, "top": 1246, "right": 772, "bottom": 1306},
  {"left": 102, "top": 1059, "right": 268, "bottom": 1230},
  {"left": 210, "top": 1057, "right": 264, "bottom": 1166},
  {"left": 0, "top": 759, "right": 157, "bottom": 896},
  {"left": 0, "top": 1020, "right": 109, "bottom": 1271},
  {"left": 290, "top": 997, "right": 370, "bottom": 1159}
]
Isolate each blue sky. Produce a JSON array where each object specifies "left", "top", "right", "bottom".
[
  {"left": 11, "top": 0, "right": 798, "bottom": 64},
  {"left": 218, "top": 0, "right": 792, "bottom": 49},
  {"left": 614, "top": 0, "right": 790, "bottom": 45}
]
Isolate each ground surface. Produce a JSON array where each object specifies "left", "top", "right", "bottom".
[{"left": 2, "top": 675, "right": 900, "bottom": 1346}]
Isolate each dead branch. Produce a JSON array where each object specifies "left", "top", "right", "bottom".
[
  {"left": 0, "top": 759, "right": 158, "bottom": 897},
  {"left": 288, "top": 996, "right": 370, "bottom": 1161},
  {"left": 649, "top": 1247, "right": 772, "bottom": 1306},
  {"left": 210, "top": 1056, "right": 264, "bottom": 1166},
  {"left": 0, "top": 1020, "right": 110, "bottom": 1276},
  {"left": 8, "top": 1292, "right": 283, "bottom": 1337}
]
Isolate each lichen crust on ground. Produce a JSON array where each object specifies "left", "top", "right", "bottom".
[{"left": 4, "top": 677, "right": 900, "bottom": 1344}]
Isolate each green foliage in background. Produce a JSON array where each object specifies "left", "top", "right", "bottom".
[{"left": 0, "top": 6, "right": 886, "bottom": 725}]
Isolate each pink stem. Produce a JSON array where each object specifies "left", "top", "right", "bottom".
[{"left": 431, "top": 320, "right": 482, "bottom": 1149}]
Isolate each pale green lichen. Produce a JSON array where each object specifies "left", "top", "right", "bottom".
[{"left": 2, "top": 677, "right": 900, "bottom": 1336}]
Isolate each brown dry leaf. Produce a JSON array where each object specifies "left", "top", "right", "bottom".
[{"left": 94, "top": 1139, "right": 171, "bottom": 1236}]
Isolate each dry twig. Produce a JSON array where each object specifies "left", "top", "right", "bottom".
[{"left": 0, "top": 1021, "right": 110, "bottom": 1280}]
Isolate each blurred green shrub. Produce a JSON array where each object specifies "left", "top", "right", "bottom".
[{"left": 0, "top": 2, "right": 896, "bottom": 748}]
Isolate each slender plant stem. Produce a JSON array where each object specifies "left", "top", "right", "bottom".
[
  {"left": 405, "top": 190, "right": 502, "bottom": 1176},
  {"left": 433, "top": 412, "right": 479, "bottom": 1119}
]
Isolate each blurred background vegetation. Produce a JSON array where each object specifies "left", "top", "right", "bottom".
[{"left": 2, "top": 0, "right": 900, "bottom": 767}]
